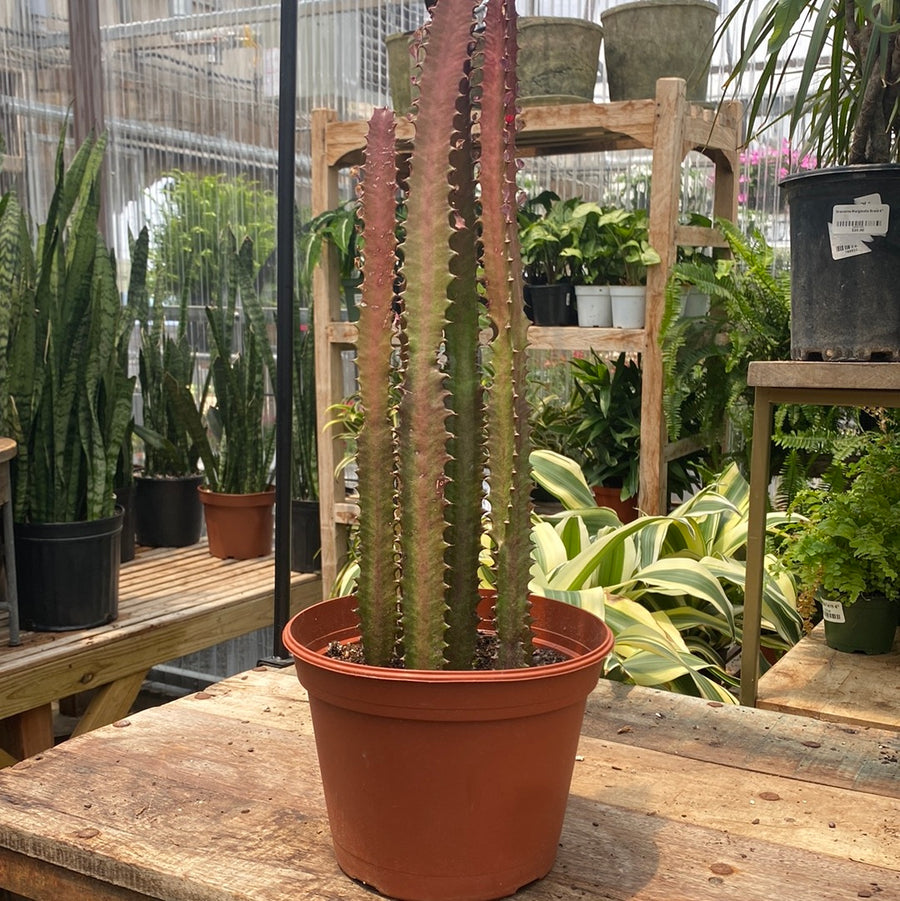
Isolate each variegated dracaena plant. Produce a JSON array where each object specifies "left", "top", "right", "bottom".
[{"left": 354, "top": 0, "right": 532, "bottom": 670}]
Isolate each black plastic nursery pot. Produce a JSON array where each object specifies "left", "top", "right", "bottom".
[
  {"left": 781, "top": 165, "right": 900, "bottom": 361},
  {"left": 14, "top": 509, "right": 123, "bottom": 632},
  {"left": 822, "top": 593, "right": 898, "bottom": 655},
  {"left": 134, "top": 474, "right": 204, "bottom": 548},
  {"left": 291, "top": 499, "right": 321, "bottom": 574},
  {"left": 525, "top": 283, "right": 575, "bottom": 326}
]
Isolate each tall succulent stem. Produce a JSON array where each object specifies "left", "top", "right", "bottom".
[{"left": 356, "top": 0, "right": 530, "bottom": 670}]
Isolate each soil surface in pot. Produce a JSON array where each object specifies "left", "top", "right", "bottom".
[{"left": 326, "top": 632, "right": 567, "bottom": 669}]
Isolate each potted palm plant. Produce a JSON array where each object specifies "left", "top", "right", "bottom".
[
  {"left": 194, "top": 233, "right": 277, "bottom": 559},
  {"left": 720, "top": 0, "right": 900, "bottom": 360},
  {"left": 0, "top": 128, "right": 142, "bottom": 631},
  {"left": 280, "top": 1, "right": 615, "bottom": 898}
]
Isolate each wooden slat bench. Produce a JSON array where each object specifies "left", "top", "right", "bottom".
[
  {"left": 0, "top": 671, "right": 896, "bottom": 900},
  {"left": 0, "top": 542, "right": 321, "bottom": 766}
]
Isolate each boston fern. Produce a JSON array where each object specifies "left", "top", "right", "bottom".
[{"left": 354, "top": 0, "right": 532, "bottom": 670}]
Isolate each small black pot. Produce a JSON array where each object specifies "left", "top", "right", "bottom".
[
  {"left": 134, "top": 474, "right": 204, "bottom": 548},
  {"left": 15, "top": 510, "right": 123, "bottom": 631},
  {"left": 116, "top": 481, "right": 136, "bottom": 563},
  {"left": 291, "top": 499, "right": 321, "bottom": 574},
  {"left": 525, "top": 283, "right": 575, "bottom": 326},
  {"left": 822, "top": 593, "right": 898, "bottom": 655}
]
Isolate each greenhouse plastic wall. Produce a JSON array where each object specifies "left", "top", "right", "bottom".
[{"left": 0, "top": 0, "right": 801, "bottom": 683}]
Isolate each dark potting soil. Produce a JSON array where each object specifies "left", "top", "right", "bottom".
[{"left": 324, "top": 632, "right": 567, "bottom": 669}]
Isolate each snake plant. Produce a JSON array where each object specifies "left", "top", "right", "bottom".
[
  {"left": 0, "top": 128, "right": 141, "bottom": 524},
  {"left": 354, "top": 0, "right": 531, "bottom": 670}
]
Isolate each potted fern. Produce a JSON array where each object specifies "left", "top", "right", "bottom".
[
  {"left": 0, "top": 128, "right": 142, "bottom": 631},
  {"left": 782, "top": 431, "right": 900, "bottom": 655},
  {"left": 280, "top": 1, "right": 614, "bottom": 898}
]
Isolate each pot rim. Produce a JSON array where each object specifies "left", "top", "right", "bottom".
[
  {"left": 780, "top": 163, "right": 900, "bottom": 189},
  {"left": 283, "top": 593, "right": 614, "bottom": 685}
]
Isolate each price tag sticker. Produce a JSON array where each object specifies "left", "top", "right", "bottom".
[
  {"left": 831, "top": 203, "right": 890, "bottom": 236},
  {"left": 829, "top": 222, "right": 872, "bottom": 260},
  {"left": 821, "top": 599, "right": 846, "bottom": 623}
]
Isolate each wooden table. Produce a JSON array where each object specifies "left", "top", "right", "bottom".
[
  {"left": 0, "top": 668, "right": 896, "bottom": 901},
  {"left": 0, "top": 543, "right": 321, "bottom": 767},
  {"left": 758, "top": 621, "right": 900, "bottom": 731},
  {"left": 741, "top": 360, "right": 900, "bottom": 706}
]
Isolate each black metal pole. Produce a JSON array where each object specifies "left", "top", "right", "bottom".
[{"left": 269, "top": 0, "right": 299, "bottom": 662}]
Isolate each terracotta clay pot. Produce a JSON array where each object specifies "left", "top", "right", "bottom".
[
  {"left": 198, "top": 486, "right": 275, "bottom": 559},
  {"left": 282, "top": 592, "right": 614, "bottom": 901},
  {"left": 592, "top": 484, "right": 639, "bottom": 523}
]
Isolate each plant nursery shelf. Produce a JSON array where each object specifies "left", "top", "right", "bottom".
[
  {"left": 313, "top": 78, "right": 742, "bottom": 592},
  {"left": 0, "top": 541, "right": 321, "bottom": 768},
  {"left": 0, "top": 671, "right": 897, "bottom": 900}
]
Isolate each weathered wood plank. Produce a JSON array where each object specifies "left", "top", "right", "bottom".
[
  {"left": 583, "top": 681, "right": 900, "bottom": 797},
  {"left": 0, "top": 542, "right": 321, "bottom": 722},
  {"left": 748, "top": 360, "right": 900, "bottom": 391},
  {"left": 758, "top": 622, "right": 900, "bottom": 732},
  {"left": 70, "top": 670, "right": 150, "bottom": 738},
  {"left": 0, "top": 669, "right": 896, "bottom": 900}
]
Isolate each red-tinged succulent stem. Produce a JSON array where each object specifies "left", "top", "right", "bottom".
[
  {"left": 354, "top": 0, "right": 532, "bottom": 670},
  {"left": 356, "top": 109, "right": 401, "bottom": 667},
  {"left": 478, "top": 0, "right": 533, "bottom": 667}
]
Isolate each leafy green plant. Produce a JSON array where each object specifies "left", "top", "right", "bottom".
[
  {"left": 149, "top": 169, "right": 276, "bottom": 306},
  {"left": 660, "top": 219, "right": 791, "bottom": 472},
  {"left": 353, "top": 0, "right": 532, "bottom": 670},
  {"left": 529, "top": 349, "right": 703, "bottom": 503},
  {"left": 0, "top": 128, "right": 142, "bottom": 524},
  {"left": 292, "top": 300, "right": 318, "bottom": 501},
  {"left": 529, "top": 451, "right": 802, "bottom": 700},
  {"left": 781, "top": 431, "right": 900, "bottom": 608},
  {"left": 133, "top": 259, "right": 208, "bottom": 478},
  {"left": 517, "top": 191, "right": 580, "bottom": 285},
  {"left": 567, "top": 203, "right": 660, "bottom": 286},
  {"left": 600, "top": 207, "right": 660, "bottom": 286},
  {"left": 298, "top": 200, "right": 360, "bottom": 289}
]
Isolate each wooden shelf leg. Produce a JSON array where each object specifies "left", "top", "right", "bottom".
[
  {"left": 70, "top": 670, "right": 149, "bottom": 738},
  {"left": 0, "top": 705, "right": 54, "bottom": 764}
]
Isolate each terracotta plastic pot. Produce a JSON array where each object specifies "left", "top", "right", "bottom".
[
  {"left": 591, "top": 484, "right": 639, "bottom": 523},
  {"left": 198, "top": 486, "right": 275, "bottom": 559},
  {"left": 282, "top": 592, "right": 614, "bottom": 901}
]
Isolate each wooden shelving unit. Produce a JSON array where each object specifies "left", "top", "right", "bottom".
[{"left": 312, "top": 78, "right": 742, "bottom": 593}]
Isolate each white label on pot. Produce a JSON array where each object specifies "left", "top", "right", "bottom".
[
  {"left": 821, "top": 599, "right": 846, "bottom": 623},
  {"left": 829, "top": 223, "right": 872, "bottom": 260},
  {"left": 854, "top": 192, "right": 883, "bottom": 206},
  {"left": 831, "top": 203, "right": 889, "bottom": 236}
]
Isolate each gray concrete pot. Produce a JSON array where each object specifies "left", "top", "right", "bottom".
[
  {"left": 600, "top": 0, "right": 718, "bottom": 102},
  {"left": 386, "top": 17, "right": 603, "bottom": 114}
]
